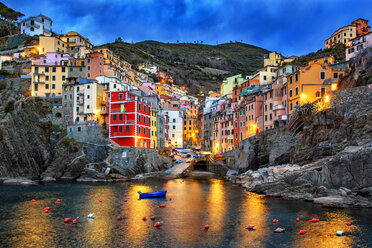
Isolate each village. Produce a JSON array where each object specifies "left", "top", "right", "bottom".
[{"left": 0, "top": 14, "right": 371, "bottom": 155}]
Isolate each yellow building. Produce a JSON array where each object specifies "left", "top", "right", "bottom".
[
  {"left": 252, "top": 66, "right": 278, "bottom": 85},
  {"left": 264, "top": 52, "right": 295, "bottom": 67},
  {"left": 39, "top": 36, "right": 69, "bottom": 55},
  {"left": 151, "top": 108, "right": 158, "bottom": 149},
  {"left": 220, "top": 74, "right": 245, "bottom": 96},
  {"left": 183, "top": 103, "right": 200, "bottom": 147},
  {"left": 60, "top": 31, "right": 93, "bottom": 58},
  {"left": 325, "top": 25, "right": 357, "bottom": 49},
  {"left": 287, "top": 61, "right": 345, "bottom": 114}
]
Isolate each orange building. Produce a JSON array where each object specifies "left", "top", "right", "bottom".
[{"left": 287, "top": 61, "right": 345, "bottom": 115}]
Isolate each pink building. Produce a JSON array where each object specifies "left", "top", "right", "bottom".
[
  {"left": 346, "top": 32, "right": 372, "bottom": 61},
  {"left": 32, "top": 52, "right": 71, "bottom": 65}
]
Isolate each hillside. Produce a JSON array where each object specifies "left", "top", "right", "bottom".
[{"left": 105, "top": 41, "right": 270, "bottom": 94}]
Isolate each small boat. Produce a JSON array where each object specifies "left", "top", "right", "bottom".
[{"left": 138, "top": 190, "right": 167, "bottom": 198}]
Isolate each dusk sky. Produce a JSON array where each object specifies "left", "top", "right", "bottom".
[{"left": 6, "top": 0, "right": 372, "bottom": 56}]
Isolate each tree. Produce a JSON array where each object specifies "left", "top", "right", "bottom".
[
  {"left": 115, "top": 37, "right": 123, "bottom": 43},
  {"left": 0, "top": 3, "right": 24, "bottom": 35}
]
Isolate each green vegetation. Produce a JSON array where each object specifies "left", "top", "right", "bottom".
[
  {"left": 0, "top": 79, "right": 6, "bottom": 90},
  {"left": 4, "top": 100, "right": 15, "bottom": 113},
  {"left": 62, "top": 136, "right": 75, "bottom": 146},
  {"left": 105, "top": 41, "right": 269, "bottom": 94},
  {"left": 295, "top": 43, "right": 346, "bottom": 66},
  {"left": 0, "top": 3, "right": 24, "bottom": 37},
  {"left": 51, "top": 124, "right": 63, "bottom": 133}
]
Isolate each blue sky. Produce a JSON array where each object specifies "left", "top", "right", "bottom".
[{"left": 5, "top": 0, "right": 372, "bottom": 56}]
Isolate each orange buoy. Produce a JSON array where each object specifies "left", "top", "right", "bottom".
[
  {"left": 90, "top": 193, "right": 94, "bottom": 195},
  {"left": 44, "top": 209, "right": 49, "bottom": 213},
  {"left": 117, "top": 216, "right": 122, "bottom": 220},
  {"left": 98, "top": 199, "right": 102, "bottom": 203},
  {"left": 346, "top": 222, "right": 351, "bottom": 226},
  {"left": 246, "top": 225, "right": 255, "bottom": 230},
  {"left": 155, "top": 186, "right": 158, "bottom": 189},
  {"left": 154, "top": 222, "right": 161, "bottom": 227},
  {"left": 30, "top": 199, "right": 36, "bottom": 203},
  {"left": 273, "top": 219, "right": 278, "bottom": 223},
  {"left": 72, "top": 219, "right": 77, "bottom": 224},
  {"left": 57, "top": 199, "right": 61, "bottom": 203},
  {"left": 64, "top": 217, "right": 71, "bottom": 223},
  {"left": 204, "top": 225, "right": 209, "bottom": 229},
  {"left": 150, "top": 216, "right": 155, "bottom": 220},
  {"left": 299, "top": 230, "right": 306, "bottom": 235},
  {"left": 310, "top": 218, "right": 319, "bottom": 223},
  {"left": 142, "top": 216, "right": 147, "bottom": 221},
  {"left": 160, "top": 204, "right": 166, "bottom": 208},
  {"left": 296, "top": 218, "right": 300, "bottom": 222},
  {"left": 44, "top": 207, "right": 51, "bottom": 210}
]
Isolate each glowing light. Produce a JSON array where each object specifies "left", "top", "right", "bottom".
[
  {"left": 331, "top": 83, "right": 338, "bottom": 91},
  {"left": 93, "top": 109, "right": 100, "bottom": 114},
  {"left": 324, "top": 95, "right": 330, "bottom": 103}
]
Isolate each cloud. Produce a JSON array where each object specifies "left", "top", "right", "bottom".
[{"left": 4, "top": 0, "right": 372, "bottom": 55}]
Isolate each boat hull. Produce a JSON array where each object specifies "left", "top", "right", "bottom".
[{"left": 139, "top": 190, "right": 167, "bottom": 198}]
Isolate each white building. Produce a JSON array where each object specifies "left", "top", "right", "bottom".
[
  {"left": 138, "top": 63, "right": 158, "bottom": 75},
  {"left": 95, "top": 76, "right": 130, "bottom": 92},
  {"left": 20, "top": 14, "right": 52, "bottom": 37},
  {"left": 163, "top": 109, "right": 184, "bottom": 148}
]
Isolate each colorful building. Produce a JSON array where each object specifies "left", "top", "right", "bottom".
[
  {"left": 60, "top": 31, "right": 93, "bottom": 58},
  {"left": 108, "top": 91, "right": 151, "bottom": 148},
  {"left": 346, "top": 32, "right": 372, "bottom": 61},
  {"left": 163, "top": 109, "right": 184, "bottom": 148},
  {"left": 39, "top": 36, "right": 69, "bottom": 55},
  {"left": 220, "top": 74, "right": 245, "bottom": 96},
  {"left": 31, "top": 52, "right": 71, "bottom": 97},
  {"left": 20, "top": 14, "right": 52, "bottom": 37}
]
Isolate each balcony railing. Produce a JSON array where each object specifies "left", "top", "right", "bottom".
[
  {"left": 33, "top": 71, "right": 45, "bottom": 75},
  {"left": 77, "top": 99, "right": 84, "bottom": 105},
  {"left": 33, "top": 79, "right": 45, "bottom": 83},
  {"left": 273, "top": 104, "right": 285, "bottom": 111}
]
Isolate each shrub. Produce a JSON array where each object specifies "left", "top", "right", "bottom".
[
  {"left": 62, "top": 135, "right": 75, "bottom": 146},
  {"left": 4, "top": 100, "right": 15, "bottom": 113},
  {"left": 0, "top": 80, "right": 6, "bottom": 90}
]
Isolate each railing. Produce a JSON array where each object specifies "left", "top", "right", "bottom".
[
  {"left": 77, "top": 99, "right": 84, "bottom": 105},
  {"left": 33, "top": 79, "right": 45, "bottom": 83},
  {"left": 33, "top": 71, "right": 44, "bottom": 75},
  {"left": 273, "top": 104, "right": 285, "bottom": 111}
]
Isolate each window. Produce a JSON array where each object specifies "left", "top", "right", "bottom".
[
  {"left": 45, "top": 76, "right": 49, "bottom": 81},
  {"left": 290, "top": 103, "right": 293, "bottom": 111},
  {"left": 270, "top": 113, "right": 272, "bottom": 120},
  {"left": 45, "top": 67, "right": 49, "bottom": 72},
  {"left": 119, "top": 114, "right": 123, "bottom": 120},
  {"left": 320, "top": 72, "right": 325, "bottom": 80},
  {"left": 113, "top": 115, "right": 117, "bottom": 121},
  {"left": 138, "top": 127, "right": 141, "bottom": 133},
  {"left": 125, "top": 126, "right": 129, "bottom": 132},
  {"left": 263, "top": 75, "right": 267, "bottom": 81},
  {"left": 295, "top": 87, "right": 298, "bottom": 95},
  {"left": 333, "top": 73, "right": 338, "bottom": 79},
  {"left": 289, "top": 90, "right": 292, "bottom": 97},
  {"left": 87, "top": 58, "right": 91, "bottom": 63},
  {"left": 173, "top": 118, "right": 176, "bottom": 123},
  {"left": 348, "top": 47, "right": 355, "bottom": 54},
  {"left": 119, "top": 126, "right": 123, "bottom": 132},
  {"left": 173, "top": 125, "right": 175, "bottom": 130},
  {"left": 139, "top": 115, "right": 142, "bottom": 122},
  {"left": 52, "top": 67, "right": 56, "bottom": 72},
  {"left": 295, "top": 73, "right": 298, "bottom": 81},
  {"left": 87, "top": 73, "right": 90, "bottom": 78},
  {"left": 62, "top": 67, "right": 65, "bottom": 72},
  {"left": 87, "top": 66, "right": 90, "bottom": 70},
  {"left": 119, "top": 93, "right": 123, "bottom": 99},
  {"left": 138, "top": 103, "right": 142, "bottom": 110},
  {"left": 45, "top": 84, "right": 49, "bottom": 89},
  {"left": 52, "top": 84, "right": 55, "bottom": 89},
  {"left": 62, "top": 75, "right": 65, "bottom": 80},
  {"left": 321, "top": 87, "right": 326, "bottom": 97},
  {"left": 87, "top": 85, "right": 90, "bottom": 89},
  {"left": 290, "top": 77, "right": 293, "bottom": 84},
  {"left": 87, "top": 105, "right": 90, "bottom": 109},
  {"left": 52, "top": 76, "right": 55, "bottom": 81}
]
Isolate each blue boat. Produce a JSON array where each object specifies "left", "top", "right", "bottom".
[{"left": 138, "top": 190, "right": 167, "bottom": 198}]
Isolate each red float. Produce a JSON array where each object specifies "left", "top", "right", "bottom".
[
  {"left": 154, "top": 222, "right": 161, "bottom": 227},
  {"left": 57, "top": 199, "right": 61, "bottom": 203},
  {"left": 204, "top": 225, "right": 209, "bottom": 229},
  {"left": 299, "top": 230, "right": 306, "bottom": 235},
  {"left": 155, "top": 186, "right": 158, "bottom": 189},
  {"left": 163, "top": 184, "right": 166, "bottom": 187},
  {"left": 30, "top": 199, "right": 36, "bottom": 203},
  {"left": 117, "top": 216, "right": 122, "bottom": 220},
  {"left": 64, "top": 217, "right": 71, "bottom": 223},
  {"left": 44, "top": 210, "right": 49, "bottom": 213},
  {"left": 44, "top": 207, "right": 51, "bottom": 210},
  {"left": 124, "top": 199, "right": 128, "bottom": 202},
  {"left": 273, "top": 219, "right": 278, "bottom": 223},
  {"left": 160, "top": 204, "right": 166, "bottom": 208},
  {"left": 98, "top": 199, "right": 102, "bottom": 203},
  {"left": 347, "top": 222, "right": 351, "bottom": 226},
  {"left": 296, "top": 218, "right": 300, "bottom": 222},
  {"left": 151, "top": 216, "right": 155, "bottom": 220},
  {"left": 72, "top": 219, "right": 77, "bottom": 224},
  {"left": 142, "top": 216, "right": 147, "bottom": 221},
  {"left": 90, "top": 193, "right": 94, "bottom": 195},
  {"left": 169, "top": 198, "right": 172, "bottom": 201},
  {"left": 246, "top": 225, "right": 255, "bottom": 230},
  {"left": 310, "top": 218, "right": 319, "bottom": 223}
]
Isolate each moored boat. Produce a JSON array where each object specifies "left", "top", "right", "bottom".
[{"left": 138, "top": 190, "right": 167, "bottom": 198}]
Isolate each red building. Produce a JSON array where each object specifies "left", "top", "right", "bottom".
[
  {"left": 109, "top": 91, "right": 151, "bottom": 148},
  {"left": 86, "top": 52, "right": 104, "bottom": 80},
  {"left": 351, "top": 18, "right": 371, "bottom": 37}
]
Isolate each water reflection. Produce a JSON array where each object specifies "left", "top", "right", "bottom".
[{"left": 0, "top": 181, "right": 371, "bottom": 248}]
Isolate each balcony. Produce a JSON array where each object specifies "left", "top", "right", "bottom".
[
  {"left": 77, "top": 99, "right": 84, "bottom": 105},
  {"left": 278, "top": 115, "right": 287, "bottom": 121},
  {"left": 33, "top": 79, "right": 45, "bottom": 83},
  {"left": 273, "top": 104, "right": 285, "bottom": 111},
  {"left": 77, "top": 91, "right": 84, "bottom": 95},
  {"left": 33, "top": 71, "right": 45, "bottom": 75}
]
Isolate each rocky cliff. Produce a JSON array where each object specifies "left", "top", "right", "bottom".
[
  {"left": 0, "top": 77, "right": 172, "bottom": 183},
  {"left": 225, "top": 86, "right": 372, "bottom": 207}
]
